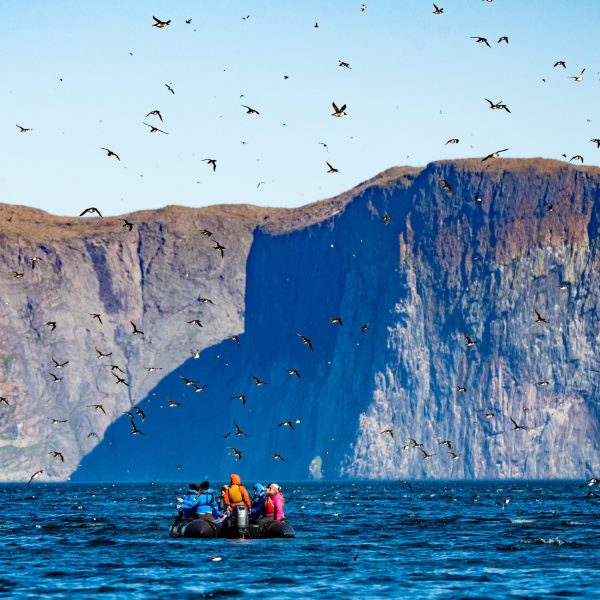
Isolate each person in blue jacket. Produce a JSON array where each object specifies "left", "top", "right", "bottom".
[
  {"left": 177, "top": 483, "right": 200, "bottom": 521},
  {"left": 178, "top": 481, "right": 219, "bottom": 522},
  {"left": 250, "top": 483, "right": 267, "bottom": 520}
]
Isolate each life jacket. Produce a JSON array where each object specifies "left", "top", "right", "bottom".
[
  {"left": 263, "top": 496, "right": 275, "bottom": 516},
  {"left": 228, "top": 484, "right": 246, "bottom": 506}
]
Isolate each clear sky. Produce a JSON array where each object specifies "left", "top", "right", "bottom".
[{"left": 1, "top": 0, "right": 599, "bottom": 216}]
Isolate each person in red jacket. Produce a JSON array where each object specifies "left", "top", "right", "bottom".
[
  {"left": 224, "top": 474, "right": 251, "bottom": 510},
  {"left": 263, "top": 483, "right": 285, "bottom": 520}
]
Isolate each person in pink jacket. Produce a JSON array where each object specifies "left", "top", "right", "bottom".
[{"left": 263, "top": 483, "right": 285, "bottom": 520}]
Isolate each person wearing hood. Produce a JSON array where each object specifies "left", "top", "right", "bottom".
[
  {"left": 224, "top": 474, "right": 251, "bottom": 510},
  {"left": 176, "top": 483, "right": 199, "bottom": 521},
  {"left": 177, "top": 481, "right": 219, "bottom": 521},
  {"left": 250, "top": 483, "right": 267, "bottom": 519},
  {"left": 263, "top": 483, "right": 285, "bottom": 521}
]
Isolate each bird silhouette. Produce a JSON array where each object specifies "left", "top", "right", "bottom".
[
  {"left": 48, "top": 372, "right": 63, "bottom": 383},
  {"left": 241, "top": 105, "right": 260, "bottom": 115},
  {"left": 287, "top": 369, "right": 302, "bottom": 378},
  {"left": 52, "top": 358, "right": 69, "bottom": 369},
  {"left": 135, "top": 407, "right": 146, "bottom": 422},
  {"left": 16, "top": 124, "right": 32, "bottom": 132},
  {"left": 326, "top": 161, "right": 339, "bottom": 173},
  {"left": 88, "top": 404, "right": 107, "bottom": 415},
  {"left": 569, "top": 68, "right": 585, "bottom": 82},
  {"left": 95, "top": 347, "right": 112, "bottom": 358},
  {"left": 46, "top": 321, "right": 57, "bottom": 331},
  {"left": 100, "top": 148, "right": 120, "bottom": 160},
  {"left": 232, "top": 394, "right": 247, "bottom": 408},
  {"left": 80, "top": 207, "right": 103, "bottom": 218},
  {"left": 203, "top": 158, "right": 217, "bottom": 171},
  {"left": 471, "top": 36, "right": 491, "bottom": 48},
  {"left": 28, "top": 470, "right": 44, "bottom": 484},
  {"left": 279, "top": 420, "right": 295, "bottom": 430},
  {"left": 143, "top": 122, "right": 168, "bottom": 134},
  {"left": 234, "top": 421, "right": 249, "bottom": 436},
  {"left": 90, "top": 313, "right": 103, "bottom": 325},
  {"left": 440, "top": 179, "right": 453, "bottom": 195},
  {"left": 49, "top": 451, "right": 64, "bottom": 462},
  {"left": 330, "top": 316, "right": 343, "bottom": 326},
  {"left": 381, "top": 429, "right": 394, "bottom": 438},
  {"left": 432, "top": 3, "right": 444, "bottom": 15},
  {"left": 227, "top": 447, "right": 243, "bottom": 462},
  {"left": 214, "top": 241, "right": 225, "bottom": 258},
  {"left": 130, "top": 321, "right": 144, "bottom": 335},
  {"left": 534, "top": 310, "right": 548, "bottom": 324},
  {"left": 554, "top": 60, "right": 566, "bottom": 68},
  {"left": 298, "top": 334, "right": 314, "bottom": 350},
  {"left": 145, "top": 110, "right": 163, "bottom": 121},
  {"left": 152, "top": 16, "right": 171, "bottom": 28},
  {"left": 482, "top": 148, "right": 509, "bottom": 162},
  {"left": 122, "top": 219, "right": 134, "bottom": 231},
  {"left": 272, "top": 454, "right": 286, "bottom": 462},
  {"left": 331, "top": 102, "right": 347, "bottom": 117},
  {"left": 463, "top": 333, "right": 477, "bottom": 347},
  {"left": 251, "top": 374, "right": 268, "bottom": 386},
  {"left": 187, "top": 319, "right": 203, "bottom": 327}
]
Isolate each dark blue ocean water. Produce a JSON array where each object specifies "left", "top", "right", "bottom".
[{"left": 0, "top": 481, "right": 598, "bottom": 599}]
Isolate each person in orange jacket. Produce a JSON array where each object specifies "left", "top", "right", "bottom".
[{"left": 224, "top": 474, "right": 251, "bottom": 511}]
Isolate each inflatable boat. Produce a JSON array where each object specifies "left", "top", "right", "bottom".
[{"left": 169, "top": 506, "right": 295, "bottom": 539}]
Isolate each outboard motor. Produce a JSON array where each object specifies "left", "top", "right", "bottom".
[{"left": 234, "top": 505, "right": 249, "bottom": 538}]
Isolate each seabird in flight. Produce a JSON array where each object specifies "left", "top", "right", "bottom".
[
  {"left": 202, "top": 158, "right": 217, "bottom": 171},
  {"left": 80, "top": 207, "right": 103, "bottom": 217},
  {"left": 298, "top": 334, "right": 314, "bottom": 350},
  {"left": 288, "top": 369, "right": 302, "bottom": 378},
  {"left": 143, "top": 122, "right": 168, "bottom": 134},
  {"left": 100, "top": 148, "right": 120, "bottom": 160},
  {"left": 232, "top": 394, "right": 247, "bottom": 408},
  {"left": 331, "top": 102, "right": 347, "bottom": 117},
  {"left": 16, "top": 124, "right": 32, "bottom": 132},
  {"left": 471, "top": 36, "right": 491, "bottom": 48},
  {"left": 234, "top": 421, "right": 249, "bottom": 436},
  {"left": 28, "top": 470, "right": 44, "bottom": 484},
  {"left": 482, "top": 148, "right": 509, "bottom": 162},
  {"left": 130, "top": 321, "right": 144, "bottom": 335},
  {"left": 330, "top": 316, "right": 343, "bottom": 326},
  {"left": 88, "top": 404, "right": 107, "bottom": 415},
  {"left": 463, "top": 333, "right": 477, "bottom": 346},
  {"left": 48, "top": 372, "right": 63, "bottom": 383},
  {"left": 52, "top": 358, "right": 69, "bottom": 369},
  {"left": 227, "top": 447, "right": 243, "bottom": 462},
  {"left": 381, "top": 429, "right": 394, "bottom": 438},
  {"left": 95, "top": 347, "right": 112, "bottom": 358},
  {"left": 279, "top": 421, "right": 295, "bottom": 430},
  {"left": 46, "top": 321, "right": 57, "bottom": 331},
  {"left": 432, "top": 3, "right": 443, "bottom": 14},
  {"left": 145, "top": 110, "right": 163, "bottom": 121},
  {"left": 152, "top": 16, "right": 171, "bottom": 28},
  {"left": 326, "top": 161, "right": 339, "bottom": 173},
  {"left": 49, "top": 451, "right": 64, "bottom": 462},
  {"left": 241, "top": 105, "right": 260, "bottom": 115}
]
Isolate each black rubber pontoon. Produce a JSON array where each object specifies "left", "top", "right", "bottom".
[{"left": 169, "top": 517, "right": 295, "bottom": 539}]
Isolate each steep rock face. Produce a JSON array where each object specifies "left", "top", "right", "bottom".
[{"left": 2, "top": 159, "right": 600, "bottom": 481}]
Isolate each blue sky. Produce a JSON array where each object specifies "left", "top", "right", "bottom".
[{"left": 1, "top": 0, "right": 598, "bottom": 216}]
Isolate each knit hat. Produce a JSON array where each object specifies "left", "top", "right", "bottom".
[{"left": 268, "top": 483, "right": 280, "bottom": 491}]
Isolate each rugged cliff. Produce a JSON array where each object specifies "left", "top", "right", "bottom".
[{"left": 1, "top": 159, "right": 599, "bottom": 482}]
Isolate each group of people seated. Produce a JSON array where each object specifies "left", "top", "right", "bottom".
[{"left": 176, "top": 473, "right": 286, "bottom": 524}]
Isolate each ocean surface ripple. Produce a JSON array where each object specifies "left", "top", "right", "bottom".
[{"left": 0, "top": 481, "right": 598, "bottom": 598}]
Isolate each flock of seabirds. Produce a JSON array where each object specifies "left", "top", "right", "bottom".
[{"left": 3, "top": 4, "right": 600, "bottom": 492}]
